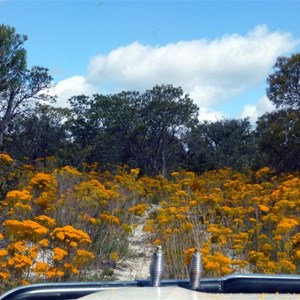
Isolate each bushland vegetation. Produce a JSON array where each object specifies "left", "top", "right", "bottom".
[
  {"left": 1, "top": 24, "right": 300, "bottom": 176},
  {"left": 1, "top": 24, "right": 300, "bottom": 293},
  {"left": 1, "top": 154, "right": 300, "bottom": 293}
]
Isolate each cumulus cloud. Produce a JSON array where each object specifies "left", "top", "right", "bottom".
[
  {"left": 55, "top": 25, "right": 298, "bottom": 121},
  {"left": 198, "top": 107, "right": 224, "bottom": 123},
  {"left": 86, "top": 25, "right": 297, "bottom": 106},
  {"left": 51, "top": 76, "right": 97, "bottom": 107},
  {"left": 240, "top": 96, "right": 275, "bottom": 124}
]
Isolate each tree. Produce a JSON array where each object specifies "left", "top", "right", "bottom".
[
  {"left": 258, "top": 53, "right": 300, "bottom": 172},
  {"left": 138, "top": 85, "right": 199, "bottom": 176},
  {"left": 68, "top": 85, "right": 199, "bottom": 175},
  {"left": 256, "top": 109, "right": 300, "bottom": 172},
  {"left": 68, "top": 92, "right": 141, "bottom": 167},
  {"left": 0, "top": 24, "right": 52, "bottom": 149},
  {"left": 185, "top": 118, "right": 257, "bottom": 172},
  {"left": 7, "top": 104, "right": 71, "bottom": 163},
  {"left": 266, "top": 53, "right": 300, "bottom": 109}
]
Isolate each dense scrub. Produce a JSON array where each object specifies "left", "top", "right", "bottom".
[{"left": 1, "top": 154, "right": 300, "bottom": 292}]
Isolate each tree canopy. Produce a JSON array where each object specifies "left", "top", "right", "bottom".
[
  {"left": 185, "top": 118, "right": 257, "bottom": 173},
  {"left": 0, "top": 24, "right": 53, "bottom": 149},
  {"left": 67, "top": 85, "right": 199, "bottom": 175},
  {"left": 257, "top": 109, "right": 300, "bottom": 172},
  {"left": 266, "top": 53, "right": 300, "bottom": 109},
  {"left": 257, "top": 52, "right": 300, "bottom": 172},
  {"left": 3, "top": 24, "right": 300, "bottom": 176}
]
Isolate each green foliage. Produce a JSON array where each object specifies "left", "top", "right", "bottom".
[
  {"left": 67, "top": 92, "right": 141, "bottom": 167},
  {"left": 7, "top": 104, "right": 71, "bottom": 163},
  {"left": 68, "top": 85, "right": 199, "bottom": 175},
  {"left": 266, "top": 53, "right": 300, "bottom": 109},
  {"left": 185, "top": 118, "right": 257, "bottom": 172},
  {"left": 2, "top": 23, "right": 300, "bottom": 176},
  {"left": 257, "top": 52, "right": 300, "bottom": 172},
  {"left": 0, "top": 24, "right": 53, "bottom": 150},
  {"left": 257, "top": 109, "right": 300, "bottom": 172},
  {"left": 138, "top": 85, "right": 199, "bottom": 176}
]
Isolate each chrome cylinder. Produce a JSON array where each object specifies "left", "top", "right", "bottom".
[
  {"left": 150, "top": 246, "right": 164, "bottom": 286},
  {"left": 189, "top": 248, "right": 202, "bottom": 290}
]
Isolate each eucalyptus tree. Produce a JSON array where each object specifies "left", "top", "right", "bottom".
[
  {"left": 7, "top": 104, "right": 71, "bottom": 163},
  {"left": 185, "top": 118, "right": 257, "bottom": 173},
  {"left": 266, "top": 53, "right": 300, "bottom": 109},
  {"left": 68, "top": 85, "right": 199, "bottom": 175},
  {"left": 67, "top": 91, "right": 142, "bottom": 167},
  {"left": 256, "top": 53, "right": 300, "bottom": 172},
  {"left": 0, "top": 24, "right": 53, "bottom": 150},
  {"left": 257, "top": 109, "right": 300, "bottom": 172},
  {"left": 138, "top": 84, "right": 199, "bottom": 176}
]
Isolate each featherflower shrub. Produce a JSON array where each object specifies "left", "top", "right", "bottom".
[
  {"left": 0, "top": 158, "right": 149, "bottom": 289},
  {"left": 142, "top": 168, "right": 300, "bottom": 278},
  {"left": 0, "top": 153, "right": 13, "bottom": 165},
  {"left": 4, "top": 190, "right": 32, "bottom": 205},
  {"left": 0, "top": 153, "right": 18, "bottom": 200},
  {"left": 26, "top": 172, "right": 58, "bottom": 211},
  {"left": 73, "top": 249, "right": 95, "bottom": 269},
  {"left": 51, "top": 225, "right": 92, "bottom": 245},
  {"left": 29, "top": 172, "right": 57, "bottom": 190},
  {"left": 33, "top": 261, "right": 50, "bottom": 276},
  {"left": 34, "top": 215, "right": 56, "bottom": 228},
  {"left": 4, "top": 154, "right": 300, "bottom": 289},
  {"left": 3, "top": 220, "right": 48, "bottom": 241},
  {"left": 128, "top": 204, "right": 148, "bottom": 216}
]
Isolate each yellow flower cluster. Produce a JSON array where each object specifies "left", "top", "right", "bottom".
[
  {"left": 34, "top": 215, "right": 56, "bottom": 228},
  {"left": 29, "top": 172, "right": 57, "bottom": 190},
  {"left": 128, "top": 204, "right": 147, "bottom": 216},
  {"left": 72, "top": 249, "right": 95, "bottom": 268},
  {"left": 99, "top": 213, "right": 120, "bottom": 225},
  {"left": 33, "top": 261, "right": 49, "bottom": 275},
  {"left": 143, "top": 168, "right": 300, "bottom": 277},
  {"left": 52, "top": 247, "right": 68, "bottom": 261},
  {"left": 51, "top": 225, "right": 92, "bottom": 244},
  {"left": 4, "top": 155, "right": 300, "bottom": 289},
  {"left": 5, "top": 190, "right": 31, "bottom": 204},
  {"left": 0, "top": 153, "right": 13, "bottom": 165},
  {"left": 60, "top": 166, "right": 82, "bottom": 177},
  {"left": 3, "top": 220, "right": 48, "bottom": 240}
]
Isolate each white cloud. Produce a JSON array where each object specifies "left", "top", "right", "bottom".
[
  {"left": 198, "top": 107, "right": 224, "bottom": 123},
  {"left": 86, "top": 25, "right": 298, "bottom": 108},
  {"left": 51, "top": 76, "right": 97, "bottom": 107},
  {"left": 240, "top": 96, "right": 275, "bottom": 124},
  {"left": 54, "top": 25, "right": 298, "bottom": 118}
]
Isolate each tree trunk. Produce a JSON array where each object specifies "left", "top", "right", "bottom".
[
  {"left": 0, "top": 130, "right": 4, "bottom": 151},
  {"left": 161, "top": 147, "right": 167, "bottom": 178}
]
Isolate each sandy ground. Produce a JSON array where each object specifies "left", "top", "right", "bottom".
[{"left": 116, "top": 222, "right": 153, "bottom": 280}]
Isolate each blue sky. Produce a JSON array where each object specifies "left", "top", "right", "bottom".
[{"left": 1, "top": 0, "right": 300, "bottom": 123}]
